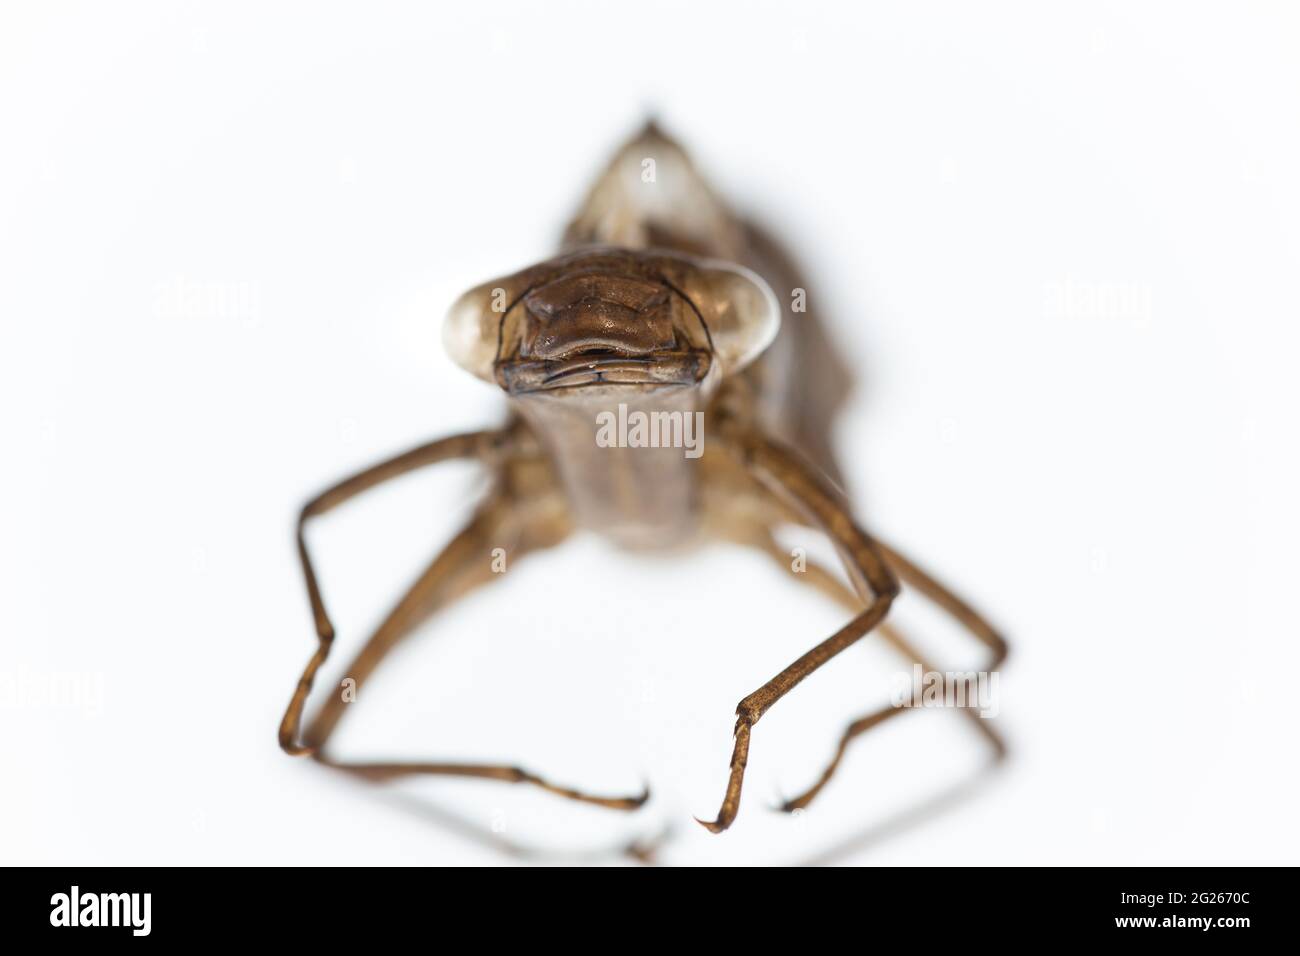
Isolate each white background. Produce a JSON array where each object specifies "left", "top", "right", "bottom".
[{"left": 2, "top": 1, "right": 1297, "bottom": 866}]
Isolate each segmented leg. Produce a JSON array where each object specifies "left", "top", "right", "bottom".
[
  {"left": 280, "top": 429, "right": 498, "bottom": 755},
  {"left": 750, "top": 525, "right": 1007, "bottom": 812},
  {"left": 696, "top": 429, "right": 899, "bottom": 833},
  {"left": 875, "top": 539, "right": 1008, "bottom": 672},
  {"left": 279, "top": 428, "right": 647, "bottom": 811}
]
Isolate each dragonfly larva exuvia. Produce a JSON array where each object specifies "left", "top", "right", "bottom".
[{"left": 279, "top": 121, "right": 1007, "bottom": 853}]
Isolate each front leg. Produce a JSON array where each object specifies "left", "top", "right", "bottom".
[
  {"left": 697, "top": 428, "right": 899, "bottom": 833},
  {"left": 281, "top": 426, "right": 650, "bottom": 814},
  {"left": 280, "top": 428, "right": 505, "bottom": 755},
  {"left": 745, "top": 526, "right": 1008, "bottom": 811}
]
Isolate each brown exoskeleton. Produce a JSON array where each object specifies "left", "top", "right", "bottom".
[{"left": 279, "top": 122, "right": 1007, "bottom": 840}]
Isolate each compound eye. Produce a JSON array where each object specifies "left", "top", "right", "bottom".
[
  {"left": 442, "top": 279, "right": 514, "bottom": 382},
  {"left": 683, "top": 261, "right": 780, "bottom": 374}
]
